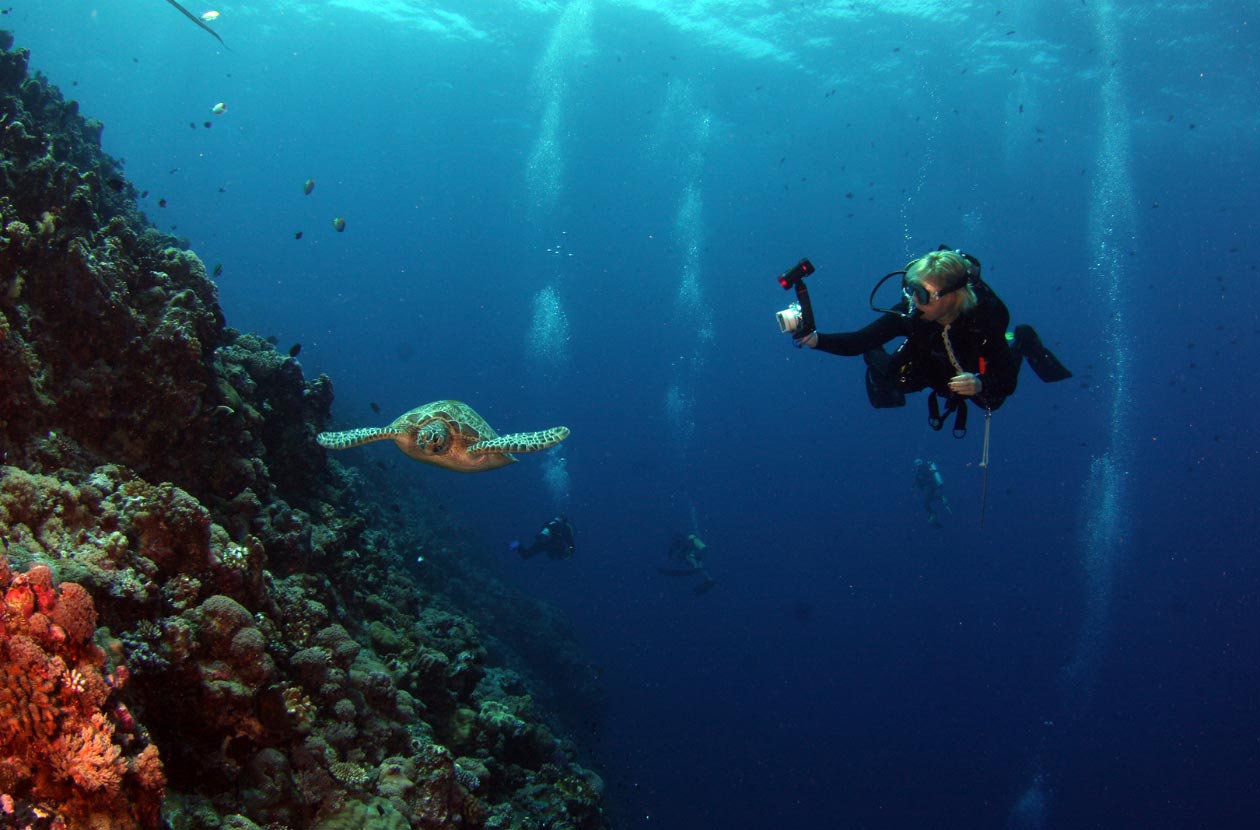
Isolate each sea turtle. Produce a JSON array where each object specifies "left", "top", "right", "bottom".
[{"left": 315, "top": 400, "right": 569, "bottom": 474}]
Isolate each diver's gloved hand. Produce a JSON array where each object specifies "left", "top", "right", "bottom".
[{"left": 793, "top": 330, "right": 818, "bottom": 349}]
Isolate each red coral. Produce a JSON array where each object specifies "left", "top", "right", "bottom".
[
  {"left": 50, "top": 581, "right": 98, "bottom": 647},
  {"left": 0, "top": 557, "right": 165, "bottom": 829},
  {"left": 50, "top": 713, "right": 126, "bottom": 792}
]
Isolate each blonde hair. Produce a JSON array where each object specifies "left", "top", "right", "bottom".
[{"left": 906, "top": 250, "right": 977, "bottom": 315}]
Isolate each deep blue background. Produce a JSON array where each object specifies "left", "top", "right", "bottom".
[{"left": 14, "top": 2, "right": 1259, "bottom": 828}]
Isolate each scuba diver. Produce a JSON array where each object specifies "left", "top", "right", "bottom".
[
  {"left": 508, "top": 516, "right": 575, "bottom": 561},
  {"left": 913, "top": 458, "right": 951, "bottom": 528},
  {"left": 783, "top": 246, "right": 1071, "bottom": 436},
  {"left": 658, "top": 532, "right": 717, "bottom": 595}
]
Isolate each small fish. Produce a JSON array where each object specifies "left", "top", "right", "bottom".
[
  {"left": 303, "top": 179, "right": 315, "bottom": 196},
  {"left": 140, "top": 190, "right": 149, "bottom": 198},
  {"left": 294, "top": 231, "right": 304, "bottom": 240},
  {"left": 288, "top": 343, "right": 302, "bottom": 357},
  {"left": 203, "top": 121, "right": 212, "bottom": 128},
  {"left": 211, "top": 102, "right": 226, "bottom": 115},
  {"left": 158, "top": 199, "right": 168, "bottom": 208},
  {"left": 332, "top": 217, "right": 346, "bottom": 232},
  {"left": 369, "top": 401, "right": 381, "bottom": 414},
  {"left": 212, "top": 263, "right": 223, "bottom": 277},
  {"left": 200, "top": 10, "right": 220, "bottom": 22},
  {"left": 106, "top": 178, "right": 125, "bottom": 192},
  {"left": 265, "top": 335, "right": 279, "bottom": 345},
  {"left": 189, "top": 122, "right": 196, "bottom": 129}
]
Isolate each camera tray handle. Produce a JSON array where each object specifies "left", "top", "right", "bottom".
[{"left": 777, "top": 258, "right": 817, "bottom": 334}]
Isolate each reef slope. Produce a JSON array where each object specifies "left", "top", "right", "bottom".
[{"left": 0, "top": 32, "right": 608, "bottom": 830}]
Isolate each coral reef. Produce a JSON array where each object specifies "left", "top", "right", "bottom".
[
  {"left": 0, "top": 32, "right": 607, "bottom": 830},
  {"left": 0, "top": 559, "right": 165, "bottom": 829}
]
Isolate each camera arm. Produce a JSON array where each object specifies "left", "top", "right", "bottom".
[{"left": 793, "top": 279, "right": 816, "bottom": 335}]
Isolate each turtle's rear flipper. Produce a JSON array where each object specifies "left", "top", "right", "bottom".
[
  {"left": 469, "top": 426, "right": 570, "bottom": 455},
  {"left": 1012, "top": 324, "right": 1072, "bottom": 383}
]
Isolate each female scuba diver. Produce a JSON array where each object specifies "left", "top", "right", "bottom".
[{"left": 793, "top": 247, "right": 1070, "bottom": 435}]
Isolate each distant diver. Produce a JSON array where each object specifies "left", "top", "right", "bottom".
[
  {"left": 161, "top": 0, "right": 227, "bottom": 48},
  {"left": 913, "top": 458, "right": 952, "bottom": 528},
  {"left": 509, "top": 516, "right": 576, "bottom": 561},
  {"left": 658, "top": 532, "right": 717, "bottom": 595}
]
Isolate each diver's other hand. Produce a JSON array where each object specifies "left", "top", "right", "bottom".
[
  {"left": 793, "top": 330, "right": 818, "bottom": 349},
  {"left": 948, "top": 372, "right": 982, "bottom": 396}
]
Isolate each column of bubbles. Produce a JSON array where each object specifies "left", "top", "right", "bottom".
[
  {"left": 1005, "top": 5, "right": 1135, "bottom": 826},
  {"left": 524, "top": 1, "right": 593, "bottom": 370},
  {"left": 661, "top": 93, "right": 714, "bottom": 522},
  {"left": 899, "top": 76, "right": 942, "bottom": 258},
  {"left": 1005, "top": 770, "right": 1049, "bottom": 830},
  {"left": 1070, "top": 0, "right": 1135, "bottom": 708},
  {"left": 663, "top": 96, "right": 714, "bottom": 455},
  {"left": 526, "top": 284, "right": 571, "bottom": 379},
  {"left": 526, "top": 285, "right": 571, "bottom": 506},
  {"left": 525, "top": 0, "right": 592, "bottom": 222},
  {"left": 523, "top": 1, "right": 592, "bottom": 506},
  {"left": 541, "top": 453, "right": 571, "bottom": 508}
]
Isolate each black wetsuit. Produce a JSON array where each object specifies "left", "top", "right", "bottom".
[
  {"left": 518, "top": 517, "right": 575, "bottom": 561},
  {"left": 815, "top": 281, "right": 1019, "bottom": 412}
]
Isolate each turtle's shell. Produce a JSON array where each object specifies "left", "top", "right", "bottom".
[
  {"left": 394, "top": 400, "right": 496, "bottom": 445},
  {"left": 390, "top": 400, "right": 512, "bottom": 471}
]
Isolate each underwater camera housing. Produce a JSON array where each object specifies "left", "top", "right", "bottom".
[
  {"left": 776, "top": 303, "right": 806, "bottom": 334},
  {"left": 775, "top": 258, "right": 816, "bottom": 334}
]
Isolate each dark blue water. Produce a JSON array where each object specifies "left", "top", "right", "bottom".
[{"left": 16, "top": 2, "right": 1259, "bottom": 828}]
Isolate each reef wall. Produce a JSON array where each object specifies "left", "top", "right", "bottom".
[{"left": 0, "top": 32, "right": 607, "bottom": 830}]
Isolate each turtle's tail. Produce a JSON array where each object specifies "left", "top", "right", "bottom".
[{"left": 316, "top": 428, "right": 400, "bottom": 450}]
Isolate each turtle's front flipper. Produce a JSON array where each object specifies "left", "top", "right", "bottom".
[
  {"left": 317, "top": 427, "right": 401, "bottom": 450},
  {"left": 469, "top": 426, "right": 570, "bottom": 455}
]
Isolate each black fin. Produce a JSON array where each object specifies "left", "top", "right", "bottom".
[{"left": 1013, "top": 324, "right": 1072, "bottom": 383}]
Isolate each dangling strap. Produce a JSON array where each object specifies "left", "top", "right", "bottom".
[{"left": 927, "top": 393, "right": 968, "bottom": 436}]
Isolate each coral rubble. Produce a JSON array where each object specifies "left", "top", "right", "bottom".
[{"left": 0, "top": 32, "right": 607, "bottom": 830}]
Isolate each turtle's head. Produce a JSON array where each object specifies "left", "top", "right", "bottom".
[{"left": 415, "top": 422, "right": 451, "bottom": 456}]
